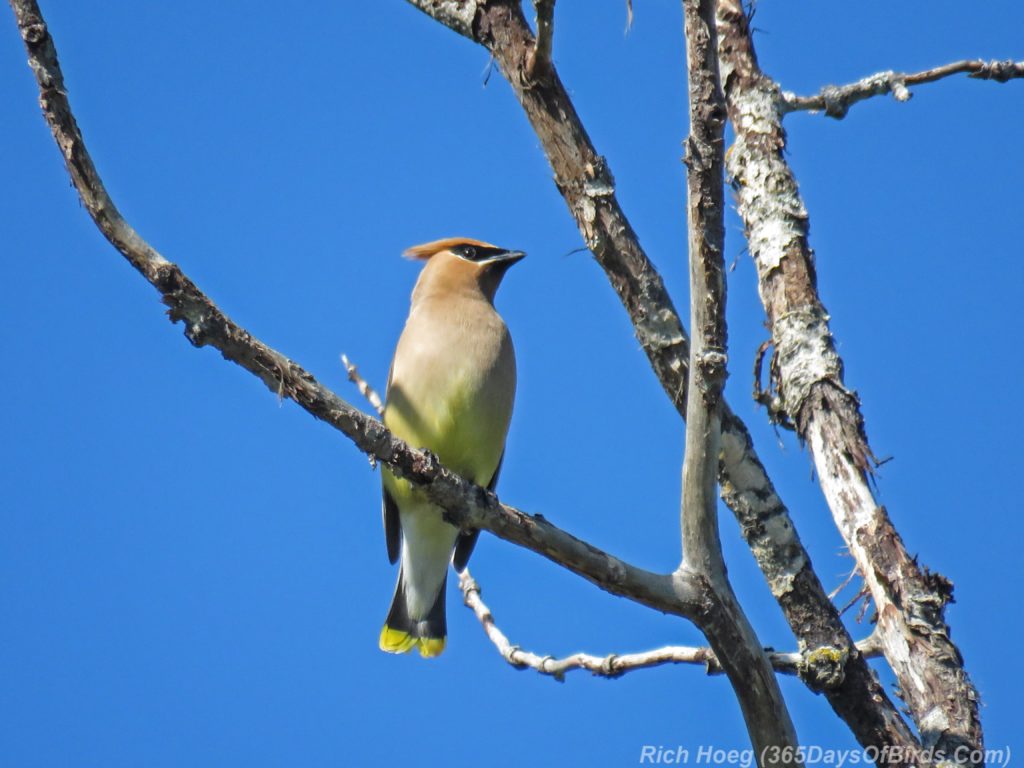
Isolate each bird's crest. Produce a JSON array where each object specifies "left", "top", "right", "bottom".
[{"left": 403, "top": 237, "right": 498, "bottom": 261}]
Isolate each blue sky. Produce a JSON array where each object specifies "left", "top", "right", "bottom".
[{"left": 2, "top": 2, "right": 1021, "bottom": 765}]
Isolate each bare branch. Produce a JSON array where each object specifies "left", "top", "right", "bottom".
[
  {"left": 716, "top": 0, "right": 981, "bottom": 759},
  {"left": 783, "top": 58, "right": 1024, "bottom": 119},
  {"left": 525, "top": 0, "right": 554, "bottom": 80},
  {"left": 8, "top": 0, "right": 705, "bottom": 623},
  {"left": 680, "top": 0, "right": 729, "bottom": 581},
  {"left": 679, "top": 1, "right": 798, "bottom": 759},
  {"left": 403, "top": 0, "right": 923, "bottom": 752},
  {"left": 459, "top": 570, "right": 885, "bottom": 680},
  {"left": 460, "top": 570, "right": 719, "bottom": 679}
]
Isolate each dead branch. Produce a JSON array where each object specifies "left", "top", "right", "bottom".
[
  {"left": 460, "top": 570, "right": 719, "bottom": 679},
  {"left": 460, "top": 570, "right": 884, "bottom": 680},
  {"left": 460, "top": 573, "right": 884, "bottom": 679},
  {"left": 783, "top": 58, "right": 1024, "bottom": 119}
]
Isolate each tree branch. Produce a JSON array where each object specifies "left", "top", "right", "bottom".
[
  {"left": 679, "top": 1, "right": 798, "bottom": 758},
  {"left": 8, "top": 0, "right": 705, "bottom": 623},
  {"left": 460, "top": 570, "right": 717, "bottom": 679},
  {"left": 404, "top": 0, "right": 920, "bottom": 755},
  {"left": 460, "top": 570, "right": 883, "bottom": 680},
  {"left": 782, "top": 58, "right": 1024, "bottom": 119},
  {"left": 716, "top": 0, "right": 982, "bottom": 759}
]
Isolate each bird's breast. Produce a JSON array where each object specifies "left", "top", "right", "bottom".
[{"left": 384, "top": 299, "right": 516, "bottom": 488}]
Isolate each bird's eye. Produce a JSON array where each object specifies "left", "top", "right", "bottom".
[{"left": 460, "top": 246, "right": 477, "bottom": 260}]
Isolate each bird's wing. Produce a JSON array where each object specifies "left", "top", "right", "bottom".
[
  {"left": 382, "top": 488, "right": 402, "bottom": 565},
  {"left": 382, "top": 360, "right": 402, "bottom": 564},
  {"left": 451, "top": 452, "right": 503, "bottom": 572}
]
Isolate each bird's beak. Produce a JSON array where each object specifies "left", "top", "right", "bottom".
[{"left": 489, "top": 249, "right": 526, "bottom": 265}]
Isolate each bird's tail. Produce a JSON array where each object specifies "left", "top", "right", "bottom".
[{"left": 379, "top": 566, "right": 447, "bottom": 658}]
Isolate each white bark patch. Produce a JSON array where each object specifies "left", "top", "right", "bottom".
[
  {"left": 756, "top": 517, "right": 807, "bottom": 597},
  {"left": 726, "top": 89, "right": 810, "bottom": 276},
  {"left": 773, "top": 308, "right": 844, "bottom": 415},
  {"left": 579, "top": 196, "right": 596, "bottom": 224},
  {"left": 719, "top": 429, "right": 807, "bottom": 597},
  {"left": 635, "top": 306, "right": 685, "bottom": 350},
  {"left": 748, "top": 216, "right": 802, "bottom": 275},
  {"left": 422, "top": 0, "right": 479, "bottom": 37},
  {"left": 732, "top": 88, "right": 778, "bottom": 136},
  {"left": 584, "top": 178, "right": 615, "bottom": 198}
]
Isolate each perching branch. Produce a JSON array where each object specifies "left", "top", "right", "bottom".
[
  {"left": 679, "top": 1, "right": 798, "bottom": 758},
  {"left": 716, "top": 0, "right": 981, "bottom": 759},
  {"left": 343, "top": 356, "right": 816, "bottom": 702},
  {"left": 345, "top": 353, "right": 821, "bottom": 698},
  {"left": 404, "top": 0, "right": 918, "bottom": 754},
  {"left": 8, "top": 0, "right": 704, "bottom": 623},
  {"left": 782, "top": 58, "right": 1024, "bottom": 119},
  {"left": 459, "top": 571, "right": 883, "bottom": 681}
]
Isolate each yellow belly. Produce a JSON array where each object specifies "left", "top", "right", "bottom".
[{"left": 382, "top": 372, "right": 508, "bottom": 504}]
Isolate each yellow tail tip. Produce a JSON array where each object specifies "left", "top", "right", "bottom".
[
  {"left": 379, "top": 626, "right": 446, "bottom": 658},
  {"left": 417, "top": 637, "right": 446, "bottom": 658}
]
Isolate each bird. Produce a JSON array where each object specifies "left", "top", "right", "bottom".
[{"left": 379, "top": 237, "right": 524, "bottom": 658}]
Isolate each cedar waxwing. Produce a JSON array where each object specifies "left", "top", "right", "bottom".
[{"left": 379, "top": 237, "right": 524, "bottom": 658}]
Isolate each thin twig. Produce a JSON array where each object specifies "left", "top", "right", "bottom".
[
  {"left": 459, "top": 571, "right": 883, "bottom": 680},
  {"left": 827, "top": 563, "right": 860, "bottom": 602},
  {"left": 341, "top": 354, "right": 384, "bottom": 416},
  {"left": 459, "top": 570, "right": 718, "bottom": 679},
  {"left": 782, "top": 58, "right": 1024, "bottom": 119}
]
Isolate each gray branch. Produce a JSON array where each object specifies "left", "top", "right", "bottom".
[
  {"left": 8, "top": 0, "right": 704, "bottom": 624},
  {"left": 459, "top": 570, "right": 884, "bottom": 680},
  {"left": 716, "top": 0, "right": 982, "bottom": 760},
  {"left": 680, "top": 1, "right": 798, "bottom": 759},
  {"left": 783, "top": 58, "right": 1024, "bottom": 119}
]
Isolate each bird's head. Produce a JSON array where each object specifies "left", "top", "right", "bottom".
[{"left": 404, "top": 237, "right": 525, "bottom": 303}]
